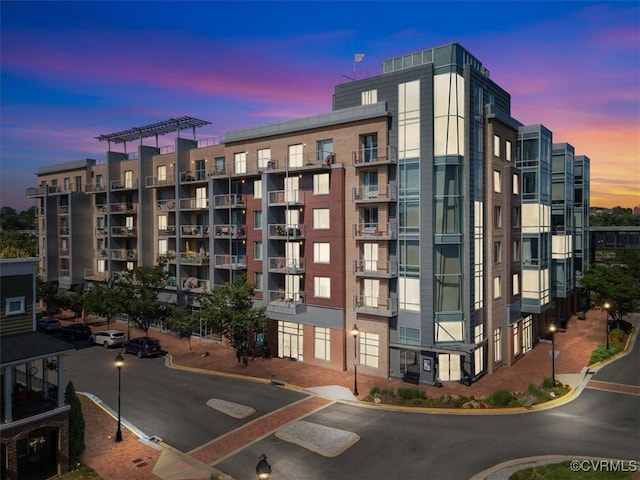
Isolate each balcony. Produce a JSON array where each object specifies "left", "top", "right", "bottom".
[
  {"left": 110, "top": 178, "right": 138, "bottom": 190},
  {"left": 59, "top": 227, "right": 70, "bottom": 236},
  {"left": 180, "top": 170, "right": 208, "bottom": 183},
  {"left": 179, "top": 198, "right": 209, "bottom": 210},
  {"left": 111, "top": 249, "right": 137, "bottom": 260},
  {"left": 181, "top": 277, "right": 210, "bottom": 292},
  {"left": 26, "top": 186, "right": 50, "bottom": 197},
  {"left": 353, "top": 183, "right": 398, "bottom": 203},
  {"left": 111, "top": 226, "right": 137, "bottom": 237},
  {"left": 111, "top": 202, "right": 138, "bottom": 214},
  {"left": 181, "top": 225, "right": 209, "bottom": 237},
  {"left": 214, "top": 254, "right": 247, "bottom": 270},
  {"left": 268, "top": 224, "right": 305, "bottom": 239},
  {"left": 268, "top": 257, "right": 305, "bottom": 274},
  {"left": 85, "top": 182, "right": 107, "bottom": 193},
  {"left": 156, "top": 199, "right": 176, "bottom": 211},
  {"left": 96, "top": 250, "right": 108, "bottom": 259},
  {"left": 95, "top": 204, "right": 108, "bottom": 215},
  {"left": 267, "top": 290, "right": 306, "bottom": 315},
  {"left": 58, "top": 206, "right": 69, "bottom": 216},
  {"left": 179, "top": 251, "right": 210, "bottom": 265},
  {"left": 85, "top": 269, "right": 108, "bottom": 281},
  {"left": 353, "top": 295, "right": 398, "bottom": 317},
  {"left": 213, "top": 194, "right": 246, "bottom": 209},
  {"left": 145, "top": 174, "right": 175, "bottom": 188},
  {"left": 353, "top": 257, "right": 398, "bottom": 278},
  {"left": 59, "top": 249, "right": 69, "bottom": 258},
  {"left": 158, "top": 226, "right": 177, "bottom": 237},
  {"left": 214, "top": 224, "right": 246, "bottom": 239},
  {"left": 96, "top": 228, "right": 107, "bottom": 236},
  {"left": 268, "top": 189, "right": 305, "bottom": 206},
  {"left": 352, "top": 146, "right": 398, "bottom": 167},
  {"left": 353, "top": 223, "right": 397, "bottom": 240}
]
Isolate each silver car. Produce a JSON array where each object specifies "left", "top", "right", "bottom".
[{"left": 90, "top": 329, "right": 126, "bottom": 348}]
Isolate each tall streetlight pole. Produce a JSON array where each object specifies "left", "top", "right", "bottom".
[
  {"left": 114, "top": 352, "right": 124, "bottom": 442},
  {"left": 604, "top": 302, "right": 611, "bottom": 350},
  {"left": 351, "top": 324, "right": 359, "bottom": 396},
  {"left": 549, "top": 322, "right": 556, "bottom": 387}
]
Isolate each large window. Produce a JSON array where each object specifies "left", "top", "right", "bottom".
[
  {"left": 157, "top": 165, "right": 167, "bottom": 182},
  {"left": 254, "top": 211, "right": 262, "bottom": 229},
  {"left": 493, "top": 170, "right": 501, "bottom": 193},
  {"left": 234, "top": 152, "right": 247, "bottom": 174},
  {"left": 257, "top": 148, "right": 271, "bottom": 170},
  {"left": 494, "top": 135, "right": 501, "bottom": 157},
  {"left": 494, "top": 328, "right": 502, "bottom": 363},
  {"left": 313, "top": 173, "right": 329, "bottom": 194},
  {"left": 399, "top": 327, "right": 420, "bottom": 346},
  {"left": 158, "top": 239, "right": 168, "bottom": 255},
  {"left": 361, "top": 89, "right": 378, "bottom": 105},
  {"left": 313, "top": 209, "right": 330, "bottom": 229},
  {"left": 314, "top": 327, "right": 331, "bottom": 361},
  {"left": 316, "top": 139, "right": 333, "bottom": 162},
  {"left": 434, "top": 244, "right": 462, "bottom": 311},
  {"left": 288, "top": 144, "right": 303, "bottom": 168},
  {"left": 359, "top": 332, "right": 379, "bottom": 368},
  {"left": 313, "top": 243, "right": 330, "bottom": 263},
  {"left": 314, "top": 277, "right": 331, "bottom": 298},
  {"left": 254, "top": 242, "right": 263, "bottom": 260},
  {"left": 254, "top": 179, "right": 262, "bottom": 199},
  {"left": 434, "top": 165, "right": 462, "bottom": 234},
  {"left": 361, "top": 134, "right": 378, "bottom": 163},
  {"left": 254, "top": 272, "right": 263, "bottom": 291}
]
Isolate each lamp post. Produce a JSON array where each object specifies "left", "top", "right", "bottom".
[
  {"left": 114, "top": 352, "right": 124, "bottom": 442},
  {"left": 351, "top": 324, "right": 359, "bottom": 396},
  {"left": 256, "top": 454, "right": 271, "bottom": 479},
  {"left": 549, "top": 323, "right": 556, "bottom": 387},
  {"left": 604, "top": 302, "right": 610, "bottom": 350}
]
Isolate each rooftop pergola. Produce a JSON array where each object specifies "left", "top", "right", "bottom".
[{"left": 95, "top": 116, "right": 211, "bottom": 151}]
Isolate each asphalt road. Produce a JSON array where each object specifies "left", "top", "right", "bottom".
[{"left": 64, "top": 331, "right": 639, "bottom": 480}]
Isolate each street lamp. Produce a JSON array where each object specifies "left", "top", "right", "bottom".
[
  {"left": 256, "top": 454, "right": 271, "bottom": 479},
  {"left": 351, "top": 324, "right": 359, "bottom": 396},
  {"left": 604, "top": 302, "right": 611, "bottom": 350},
  {"left": 549, "top": 323, "right": 557, "bottom": 387},
  {"left": 114, "top": 352, "right": 124, "bottom": 442}
]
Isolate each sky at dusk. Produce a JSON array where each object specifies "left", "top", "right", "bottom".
[{"left": 1, "top": 1, "right": 639, "bottom": 211}]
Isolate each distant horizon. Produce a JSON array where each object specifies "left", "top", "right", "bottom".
[{"left": 1, "top": 1, "right": 638, "bottom": 210}]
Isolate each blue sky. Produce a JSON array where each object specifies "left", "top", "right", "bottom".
[{"left": 1, "top": 1, "right": 639, "bottom": 210}]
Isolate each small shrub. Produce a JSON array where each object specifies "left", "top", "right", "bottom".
[
  {"left": 589, "top": 343, "right": 623, "bottom": 364},
  {"left": 455, "top": 396, "right": 469, "bottom": 408},
  {"left": 397, "top": 387, "right": 424, "bottom": 400},
  {"left": 542, "top": 377, "right": 555, "bottom": 389},
  {"left": 489, "top": 389, "right": 515, "bottom": 407},
  {"left": 527, "top": 383, "right": 550, "bottom": 401},
  {"left": 609, "top": 328, "right": 626, "bottom": 344},
  {"left": 381, "top": 387, "right": 395, "bottom": 397},
  {"left": 426, "top": 397, "right": 440, "bottom": 408},
  {"left": 369, "top": 386, "right": 382, "bottom": 396},
  {"left": 411, "top": 397, "right": 423, "bottom": 405},
  {"left": 515, "top": 392, "right": 538, "bottom": 408},
  {"left": 363, "top": 394, "right": 374, "bottom": 402}
]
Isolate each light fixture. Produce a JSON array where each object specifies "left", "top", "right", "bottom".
[
  {"left": 351, "top": 324, "right": 359, "bottom": 396},
  {"left": 114, "top": 352, "right": 125, "bottom": 442},
  {"left": 549, "top": 323, "right": 556, "bottom": 386},
  {"left": 256, "top": 454, "right": 271, "bottom": 479}
]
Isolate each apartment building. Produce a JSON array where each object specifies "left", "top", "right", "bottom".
[{"left": 26, "top": 42, "right": 590, "bottom": 384}]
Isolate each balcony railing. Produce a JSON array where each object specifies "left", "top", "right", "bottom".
[
  {"left": 156, "top": 199, "right": 176, "bottom": 211},
  {"left": 95, "top": 204, "right": 108, "bottom": 215},
  {"left": 179, "top": 198, "right": 209, "bottom": 210},
  {"left": 59, "top": 269, "right": 70, "bottom": 278},
  {"left": 268, "top": 257, "right": 305, "bottom": 274},
  {"left": 214, "top": 254, "right": 247, "bottom": 270},
  {"left": 268, "top": 224, "right": 305, "bottom": 239},
  {"left": 181, "top": 277, "right": 210, "bottom": 292},
  {"left": 145, "top": 174, "right": 175, "bottom": 188},
  {"left": 96, "top": 250, "right": 108, "bottom": 259},
  {"left": 214, "top": 224, "right": 246, "bottom": 238},
  {"left": 213, "top": 194, "right": 246, "bottom": 209},
  {"left": 59, "top": 227, "right": 70, "bottom": 236},
  {"left": 85, "top": 269, "right": 108, "bottom": 281},
  {"left": 96, "top": 228, "right": 107, "bottom": 236},
  {"left": 353, "top": 183, "right": 398, "bottom": 203},
  {"left": 180, "top": 170, "right": 208, "bottom": 183},
  {"left": 58, "top": 206, "right": 69, "bottom": 215},
  {"left": 111, "top": 226, "right": 137, "bottom": 237},
  {"left": 111, "top": 202, "right": 138, "bottom": 214},
  {"left": 352, "top": 146, "right": 398, "bottom": 167},
  {"left": 158, "top": 226, "right": 176, "bottom": 236},
  {"left": 179, "top": 251, "right": 210, "bottom": 265},
  {"left": 111, "top": 249, "right": 137, "bottom": 260},
  {"left": 268, "top": 189, "right": 305, "bottom": 206},
  {"left": 181, "top": 225, "right": 209, "bottom": 237},
  {"left": 353, "top": 295, "right": 398, "bottom": 317},
  {"left": 110, "top": 178, "right": 138, "bottom": 190},
  {"left": 353, "top": 222, "right": 397, "bottom": 240},
  {"left": 59, "top": 249, "right": 69, "bottom": 257},
  {"left": 85, "top": 183, "right": 107, "bottom": 193},
  {"left": 353, "top": 257, "right": 398, "bottom": 278},
  {"left": 267, "top": 290, "right": 305, "bottom": 309}
]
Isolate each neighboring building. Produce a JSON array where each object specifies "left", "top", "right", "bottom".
[
  {"left": 0, "top": 257, "right": 75, "bottom": 479},
  {"left": 26, "top": 43, "right": 590, "bottom": 384}
]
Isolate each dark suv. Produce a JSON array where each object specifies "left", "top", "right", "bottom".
[
  {"left": 122, "top": 337, "right": 162, "bottom": 358},
  {"left": 60, "top": 323, "right": 92, "bottom": 340},
  {"left": 37, "top": 318, "right": 61, "bottom": 333}
]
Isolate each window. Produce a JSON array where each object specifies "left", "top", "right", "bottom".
[
  {"left": 234, "top": 152, "right": 247, "bottom": 174},
  {"left": 494, "top": 206, "right": 502, "bottom": 228},
  {"left": 254, "top": 242, "right": 263, "bottom": 260},
  {"left": 506, "top": 140, "right": 512, "bottom": 161},
  {"left": 361, "top": 89, "right": 378, "bottom": 105},
  {"left": 313, "top": 209, "right": 330, "bottom": 229},
  {"left": 215, "top": 156, "right": 225, "bottom": 175},
  {"left": 361, "top": 134, "right": 378, "bottom": 163},
  {"left": 96, "top": 174, "right": 104, "bottom": 188},
  {"left": 64, "top": 177, "right": 71, "bottom": 191},
  {"left": 158, "top": 239, "right": 168, "bottom": 255},
  {"left": 257, "top": 148, "right": 271, "bottom": 170},
  {"left": 493, "top": 241, "right": 502, "bottom": 264},
  {"left": 127, "top": 261, "right": 134, "bottom": 271},
  {"left": 97, "top": 259, "right": 106, "bottom": 273},
  {"left": 288, "top": 144, "right": 303, "bottom": 168},
  {"left": 254, "top": 211, "right": 262, "bottom": 229},
  {"left": 316, "top": 139, "right": 333, "bottom": 162},
  {"left": 399, "top": 327, "right": 420, "bottom": 346},
  {"left": 512, "top": 206, "right": 520, "bottom": 228},
  {"left": 493, "top": 170, "right": 501, "bottom": 193},
  {"left": 314, "top": 326, "right": 330, "bottom": 361},
  {"left": 124, "top": 170, "right": 133, "bottom": 188},
  {"left": 512, "top": 173, "right": 519, "bottom": 194},
  {"left": 254, "top": 180, "right": 262, "bottom": 199},
  {"left": 494, "top": 135, "right": 501, "bottom": 157},
  {"left": 493, "top": 276, "right": 501, "bottom": 299},
  {"left": 195, "top": 159, "right": 205, "bottom": 180},
  {"left": 254, "top": 272, "right": 263, "bottom": 291},
  {"left": 5, "top": 296, "right": 25, "bottom": 315},
  {"left": 494, "top": 328, "right": 502, "bottom": 363},
  {"left": 513, "top": 273, "right": 520, "bottom": 296},
  {"left": 313, "top": 173, "right": 329, "bottom": 194},
  {"left": 314, "top": 276, "right": 331, "bottom": 298},
  {"left": 512, "top": 240, "right": 520, "bottom": 261},
  {"left": 313, "top": 243, "right": 330, "bottom": 263},
  {"left": 158, "top": 215, "right": 167, "bottom": 232},
  {"left": 157, "top": 165, "right": 167, "bottom": 182},
  {"left": 359, "top": 332, "right": 379, "bottom": 368},
  {"left": 513, "top": 324, "right": 520, "bottom": 356},
  {"left": 126, "top": 216, "right": 134, "bottom": 230}
]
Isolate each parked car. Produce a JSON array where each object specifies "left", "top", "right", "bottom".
[
  {"left": 60, "top": 323, "right": 92, "bottom": 340},
  {"left": 37, "top": 318, "right": 61, "bottom": 333},
  {"left": 122, "top": 337, "right": 162, "bottom": 358},
  {"left": 90, "top": 330, "right": 126, "bottom": 348}
]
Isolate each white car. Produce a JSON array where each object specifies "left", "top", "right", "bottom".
[{"left": 90, "top": 330, "right": 126, "bottom": 348}]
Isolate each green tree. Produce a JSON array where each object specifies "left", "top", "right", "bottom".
[
  {"left": 61, "top": 284, "right": 86, "bottom": 319},
  {"left": 83, "top": 279, "right": 125, "bottom": 329},
  {"left": 0, "top": 206, "right": 36, "bottom": 230},
  {"left": 115, "top": 264, "right": 168, "bottom": 335},
  {"left": 198, "top": 274, "right": 268, "bottom": 364},
  {"left": 0, "top": 230, "right": 37, "bottom": 257},
  {"left": 37, "top": 278, "right": 60, "bottom": 315},
  {"left": 165, "top": 304, "right": 199, "bottom": 352},
  {"left": 64, "top": 381, "right": 85, "bottom": 467}
]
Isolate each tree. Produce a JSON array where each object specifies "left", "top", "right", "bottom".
[
  {"left": 165, "top": 304, "right": 199, "bottom": 352},
  {"left": 198, "top": 274, "right": 269, "bottom": 364},
  {"left": 61, "top": 284, "right": 86, "bottom": 319},
  {"left": 0, "top": 230, "right": 37, "bottom": 257},
  {"left": 83, "top": 279, "right": 125, "bottom": 329},
  {"left": 115, "top": 264, "right": 168, "bottom": 335},
  {"left": 37, "top": 278, "right": 60, "bottom": 315},
  {"left": 64, "top": 381, "right": 85, "bottom": 467}
]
